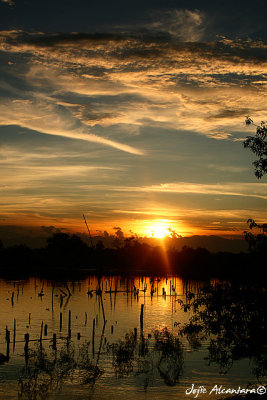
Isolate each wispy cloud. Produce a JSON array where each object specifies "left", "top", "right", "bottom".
[
  {"left": 0, "top": 31, "right": 266, "bottom": 142},
  {"left": 147, "top": 9, "right": 205, "bottom": 41},
  {"left": 116, "top": 9, "right": 206, "bottom": 41},
  {"left": 0, "top": 98, "right": 144, "bottom": 155},
  {"left": 110, "top": 182, "right": 267, "bottom": 200}
]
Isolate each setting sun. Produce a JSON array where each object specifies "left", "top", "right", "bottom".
[
  {"left": 136, "top": 219, "right": 185, "bottom": 239},
  {"left": 151, "top": 224, "right": 170, "bottom": 238},
  {"left": 144, "top": 221, "right": 171, "bottom": 238}
]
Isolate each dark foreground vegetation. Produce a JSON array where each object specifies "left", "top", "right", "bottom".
[{"left": 0, "top": 230, "right": 266, "bottom": 280}]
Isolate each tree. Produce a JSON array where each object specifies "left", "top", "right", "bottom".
[
  {"left": 243, "top": 117, "right": 267, "bottom": 178},
  {"left": 244, "top": 219, "right": 267, "bottom": 254},
  {"left": 243, "top": 117, "right": 267, "bottom": 253}
]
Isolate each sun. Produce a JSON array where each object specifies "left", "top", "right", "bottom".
[
  {"left": 149, "top": 222, "right": 170, "bottom": 238},
  {"left": 138, "top": 219, "right": 183, "bottom": 239}
]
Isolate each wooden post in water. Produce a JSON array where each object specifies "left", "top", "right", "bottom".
[
  {"left": 29, "top": 313, "right": 31, "bottom": 325},
  {"left": 5, "top": 326, "right": 10, "bottom": 343},
  {"left": 5, "top": 326, "right": 10, "bottom": 361},
  {"left": 68, "top": 310, "right": 71, "bottom": 338},
  {"left": 24, "top": 333, "right": 29, "bottom": 365},
  {"left": 92, "top": 318, "right": 95, "bottom": 358},
  {"left": 11, "top": 292, "right": 14, "bottom": 307},
  {"left": 100, "top": 293, "right": 106, "bottom": 324},
  {"left": 44, "top": 324, "right": 48, "bottom": 336},
  {"left": 140, "top": 304, "right": 144, "bottom": 333},
  {"left": 52, "top": 334, "right": 57, "bottom": 351},
  {"left": 13, "top": 319, "right": 16, "bottom": 351},
  {"left": 40, "top": 321, "right": 43, "bottom": 343},
  {"left": 60, "top": 312, "right": 62, "bottom": 332}
]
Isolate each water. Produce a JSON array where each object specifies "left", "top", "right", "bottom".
[{"left": 0, "top": 276, "right": 265, "bottom": 399}]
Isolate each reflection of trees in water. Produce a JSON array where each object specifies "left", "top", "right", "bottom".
[
  {"left": 108, "top": 327, "right": 183, "bottom": 387},
  {"left": 18, "top": 341, "right": 103, "bottom": 400},
  {"left": 179, "top": 282, "right": 267, "bottom": 383}
]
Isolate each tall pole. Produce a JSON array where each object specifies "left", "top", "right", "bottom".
[{"left": 83, "top": 214, "right": 94, "bottom": 248}]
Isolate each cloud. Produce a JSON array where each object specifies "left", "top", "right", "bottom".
[
  {"left": 145, "top": 9, "right": 205, "bottom": 41},
  {"left": 0, "top": 98, "right": 144, "bottom": 155},
  {"left": 110, "top": 182, "right": 267, "bottom": 200},
  {"left": 0, "top": 25, "right": 265, "bottom": 237},
  {"left": 115, "top": 8, "right": 206, "bottom": 42},
  {"left": 207, "top": 164, "right": 249, "bottom": 173},
  {"left": 0, "top": 145, "right": 125, "bottom": 190},
  {"left": 0, "top": 30, "right": 265, "bottom": 142}
]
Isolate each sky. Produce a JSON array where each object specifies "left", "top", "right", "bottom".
[{"left": 0, "top": 0, "right": 266, "bottom": 240}]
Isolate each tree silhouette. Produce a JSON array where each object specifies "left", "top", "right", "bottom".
[
  {"left": 244, "top": 117, "right": 267, "bottom": 178},
  {"left": 244, "top": 219, "right": 267, "bottom": 254},
  {"left": 243, "top": 117, "right": 267, "bottom": 254}
]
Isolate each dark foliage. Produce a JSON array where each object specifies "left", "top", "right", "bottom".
[
  {"left": 244, "top": 218, "right": 267, "bottom": 254},
  {"left": 244, "top": 117, "right": 267, "bottom": 178},
  {"left": 0, "top": 232, "right": 265, "bottom": 281},
  {"left": 178, "top": 282, "right": 267, "bottom": 380}
]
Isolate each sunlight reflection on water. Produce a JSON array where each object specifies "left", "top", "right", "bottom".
[{"left": 0, "top": 276, "right": 261, "bottom": 399}]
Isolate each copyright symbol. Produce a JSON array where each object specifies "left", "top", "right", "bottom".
[{"left": 257, "top": 386, "right": 266, "bottom": 395}]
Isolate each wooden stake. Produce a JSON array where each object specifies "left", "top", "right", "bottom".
[
  {"left": 68, "top": 310, "right": 71, "bottom": 338},
  {"left": 5, "top": 326, "right": 10, "bottom": 344},
  {"left": 92, "top": 318, "right": 95, "bottom": 358},
  {"left": 60, "top": 312, "right": 62, "bottom": 332},
  {"left": 24, "top": 333, "right": 29, "bottom": 365},
  {"left": 40, "top": 321, "right": 43, "bottom": 342},
  {"left": 140, "top": 304, "right": 144, "bottom": 332},
  {"left": 13, "top": 319, "right": 16, "bottom": 351},
  {"left": 100, "top": 293, "right": 106, "bottom": 323},
  {"left": 11, "top": 292, "right": 14, "bottom": 307},
  {"left": 52, "top": 333, "right": 57, "bottom": 351}
]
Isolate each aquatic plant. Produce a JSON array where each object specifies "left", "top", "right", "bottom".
[
  {"left": 109, "top": 327, "right": 183, "bottom": 387},
  {"left": 18, "top": 340, "right": 103, "bottom": 400}
]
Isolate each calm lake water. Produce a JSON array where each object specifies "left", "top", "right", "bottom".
[{"left": 0, "top": 276, "right": 265, "bottom": 399}]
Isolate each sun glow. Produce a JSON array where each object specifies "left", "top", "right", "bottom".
[
  {"left": 143, "top": 221, "right": 173, "bottom": 238},
  {"left": 151, "top": 224, "right": 170, "bottom": 238}
]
